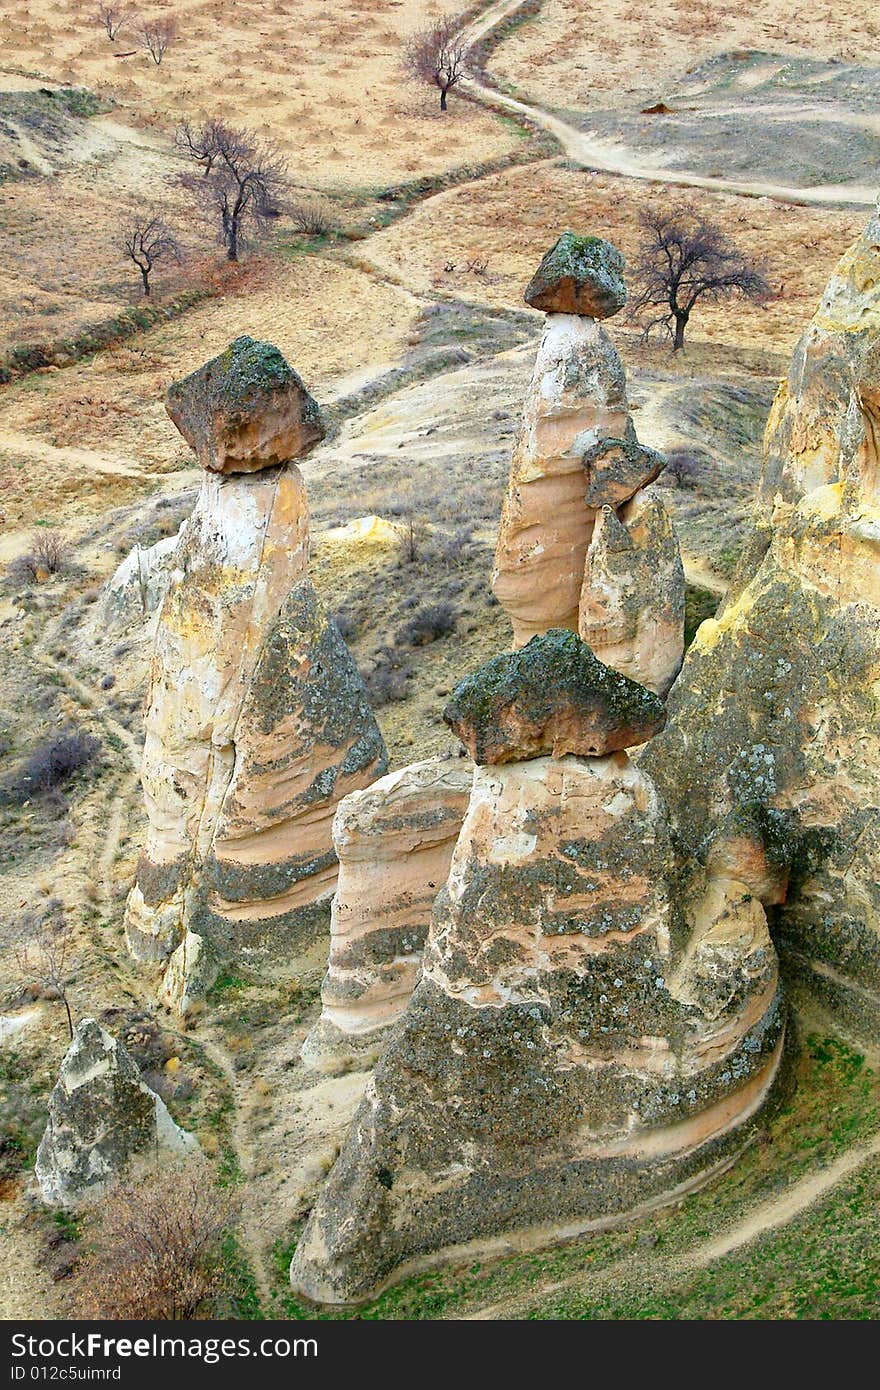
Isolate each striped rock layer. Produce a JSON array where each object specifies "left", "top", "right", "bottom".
[
  {"left": 124, "top": 463, "right": 386, "bottom": 1007},
  {"left": 301, "top": 757, "right": 472, "bottom": 1073},
  {"left": 290, "top": 753, "right": 782, "bottom": 1304},
  {"left": 490, "top": 312, "right": 683, "bottom": 693}
]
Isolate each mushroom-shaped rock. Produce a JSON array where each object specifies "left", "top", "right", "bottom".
[
  {"left": 289, "top": 755, "right": 783, "bottom": 1306},
  {"left": 443, "top": 629, "right": 665, "bottom": 764},
  {"left": 166, "top": 335, "right": 325, "bottom": 474},
  {"left": 524, "top": 232, "right": 627, "bottom": 319},
  {"left": 35, "top": 1019, "right": 197, "bottom": 1208}
]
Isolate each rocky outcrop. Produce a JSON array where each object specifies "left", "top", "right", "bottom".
[
  {"left": 579, "top": 491, "right": 685, "bottom": 697},
  {"left": 290, "top": 639, "right": 782, "bottom": 1305},
  {"left": 301, "top": 757, "right": 472, "bottom": 1073},
  {"left": 102, "top": 526, "right": 185, "bottom": 635},
  {"left": 492, "top": 235, "right": 684, "bottom": 694},
  {"left": 443, "top": 628, "right": 665, "bottom": 763},
  {"left": 643, "top": 199, "right": 880, "bottom": 1034},
  {"left": 125, "top": 341, "right": 387, "bottom": 1009},
  {"left": 35, "top": 1019, "right": 196, "bottom": 1208}
]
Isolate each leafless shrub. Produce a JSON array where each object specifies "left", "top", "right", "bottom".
[
  {"left": 663, "top": 448, "right": 704, "bottom": 489},
  {"left": 3, "top": 728, "right": 100, "bottom": 805},
  {"left": 403, "top": 13, "right": 466, "bottom": 111},
  {"left": 119, "top": 210, "right": 181, "bottom": 295},
  {"left": 71, "top": 1157, "right": 240, "bottom": 1319},
  {"left": 95, "top": 3, "right": 129, "bottom": 40},
  {"left": 135, "top": 16, "right": 177, "bottom": 65},
  {"left": 287, "top": 198, "right": 337, "bottom": 238},
  {"left": 395, "top": 602, "right": 457, "bottom": 646},
  {"left": 7, "top": 530, "right": 70, "bottom": 585},
  {"left": 464, "top": 256, "right": 488, "bottom": 276},
  {"left": 14, "top": 906, "right": 76, "bottom": 1039},
  {"left": 177, "top": 120, "right": 288, "bottom": 261},
  {"left": 364, "top": 647, "right": 413, "bottom": 707}
]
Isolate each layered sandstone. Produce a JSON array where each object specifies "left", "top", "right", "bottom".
[
  {"left": 36, "top": 1019, "right": 197, "bottom": 1207},
  {"left": 125, "top": 342, "right": 387, "bottom": 1008},
  {"left": 492, "top": 235, "right": 684, "bottom": 695},
  {"left": 300, "top": 757, "right": 472, "bottom": 1072},
  {"left": 644, "top": 198, "right": 880, "bottom": 1033},
  {"left": 290, "top": 641, "right": 782, "bottom": 1305},
  {"left": 579, "top": 491, "right": 685, "bottom": 697}
]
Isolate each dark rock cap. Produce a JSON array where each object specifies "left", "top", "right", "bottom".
[
  {"left": 524, "top": 233, "right": 627, "bottom": 319},
  {"left": 443, "top": 629, "right": 665, "bottom": 765},
  {"left": 166, "top": 335, "right": 325, "bottom": 474}
]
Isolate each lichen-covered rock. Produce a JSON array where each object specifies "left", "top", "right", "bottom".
[
  {"left": 644, "top": 200, "right": 880, "bottom": 1032},
  {"left": 581, "top": 432, "right": 666, "bottom": 509},
  {"left": 301, "top": 757, "right": 472, "bottom": 1073},
  {"left": 491, "top": 314, "right": 639, "bottom": 645},
  {"left": 579, "top": 491, "right": 685, "bottom": 696},
  {"left": 125, "top": 452, "right": 386, "bottom": 1007},
  {"left": 166, "top": 335, "right": 325, "bottom": 474},
  {"left": 443, "top": 629, "right": 665, "bottom": 764},
  {"left": 289, "top": 755, "right": 782, "bottom": 1305},
  {"left": 524, "top": 233, "right": 627, "bottom": 319},
  {"left": 35, "top": 1019, "right": 197, "bottom": 1208}
]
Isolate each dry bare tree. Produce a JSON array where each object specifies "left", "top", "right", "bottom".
[
  {"left": 14, "top": 908, "right": 76, "bottom": 1040},
  {"left": 71, "top": 1157, "right": 241, "bottom": 1319},
  {"left": 135, "top": 15, "right": 177, "bottom": 65},
  {"left": 95, "top": 3, "right": 129, "bottom": 40},
  {"left": 629, "top": 206, "right": 771, "bottom": 351},
  {"left": 119, "top": 211, "right": 181, "bottom": 294},
  {"left": 177, "top": 120, "right": 287, "bottom": 262},
  {"left": 403, "top": 14, "right": 466, "bottom": 111}
]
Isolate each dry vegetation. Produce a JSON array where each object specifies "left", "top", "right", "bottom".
[
  {"left": 490, "top": 0, "right": 880, "bottom": 108},
  {"left": 353, "top": 161, "right": 864, "bottom": 352}
]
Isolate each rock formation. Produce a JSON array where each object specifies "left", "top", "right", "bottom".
[
  {"left": 579, "top": 491, "right": 685, "bottom": 697},
  {"left": 36, "top": 1019, "right": 196, "bottom": 1207},
  {"left": 644, "top": 199, "right": 880, "bottom": 1034},
  {"left": 491, "top": 233, "right": 684, "bottom": 694},
  {"left": 103, "top": 525, "right": 185, "bottom": 635},
  {"left": 290, "top": 633, "right": 782, "bottom": 1305},
  {"left": 124, "top": 338, "right": 387, "bottom": 1009},
  {"left": 301, "top": 757, "right": 472, "bottom": 1073}
]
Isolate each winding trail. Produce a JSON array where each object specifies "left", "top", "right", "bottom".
[
  {"left": 458, "top": 0, "right": 878, "bottom": 209},
  {"left": 466, "top": 1129, "right": 880, "bottom": 1318}
]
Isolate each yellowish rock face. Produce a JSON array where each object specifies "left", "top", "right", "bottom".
[
  {"left": 645, "top": 199, "right": 880, "bottom": 1019},
  {"left": 580, "top": 489, "right": 684, "bottom": 696},
  {"left": 125, "top": 461, "right": 387, "bottom": 1006}
]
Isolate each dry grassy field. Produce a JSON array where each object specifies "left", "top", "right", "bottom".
[{"left": 490, "top": 0, "right": 880, "bottom": 108}]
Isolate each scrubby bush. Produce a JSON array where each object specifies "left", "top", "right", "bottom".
[
  {"left": 364, "top": 646, "right": 413, "bottom": 707},
  {"left": 6, "top": 529, "right": 70, "bottom": 585},
  {"left": 288, "top": 199, "right": 337, "bottom": 238},
  {"left": 663, "top": 449, "right": 704, "bottom": 489},
  {"left": 395, "top": 602, "right": 457, "bottom": 646},
  {"left": 3, "top": 729, "right": 100, "bottom": 801},
  {"left": 71, "top": 1157, "right": 240, "bottom": 1319}
]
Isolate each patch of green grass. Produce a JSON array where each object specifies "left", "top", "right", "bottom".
[
  {"left": 268, "top": 1029, "right": 880, "bottom": 1319},
  {"left": 221, "top": 1232, "right": 264, "bottom": 1319}
]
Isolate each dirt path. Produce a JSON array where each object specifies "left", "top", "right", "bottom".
[
  {"left": 466, "top": 1129, "right": 880, "bottom": 1318},
  {"left": 459, "top": 0, "right": 878, "bottom": 208}
]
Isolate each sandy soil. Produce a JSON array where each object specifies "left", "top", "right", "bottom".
[
  {"left": 352, "top": 160, "right": 864, "bottom": 352},
  {"left": 0, "top": 0, "right": 519, "bottom": 189},
  {"left": 490, "top": 0, "right": 880, "bottom": 109}
]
